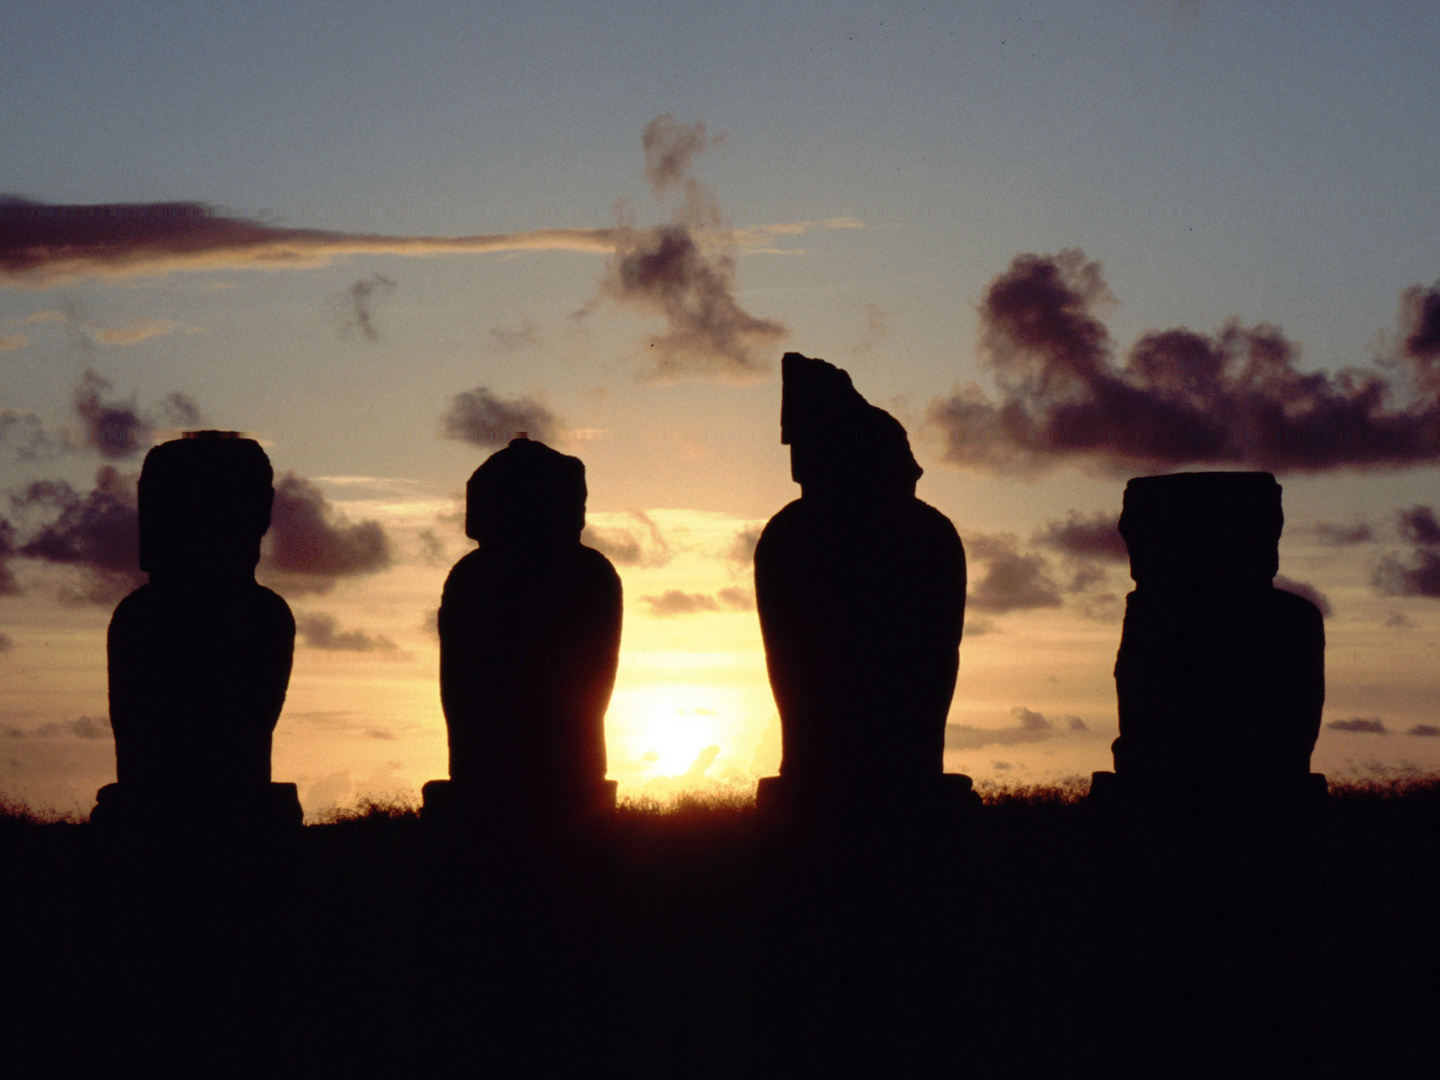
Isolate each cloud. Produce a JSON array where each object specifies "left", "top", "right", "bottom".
[
  {"left": 1031, "top": 510, "right": 1127, "bottom": 562},
  {"left": 1274, "top": 574, "right": 1333, "bottom": 618},
  {"left": 15, "top": 715, "right": 113, "bottom": 740},
  {"left": 1372, "top": 505, "right": 1440, "bottom": 599},
  {"left": 261, "top": 473, "right": 392, "bottom": 593},
  {"left": 330, "top": 273, "right": 397, "bottom": 341},
  {"left": 945, "top": 706, "right": 1084, "bottom": 749},
  {"left": 642, "top": 114, "right": 727, "bottom": 224},
  {"left": 69, "top": 369, "right": 203, "bottom": 459},
  {"left": 95, "top": 317, "right": 180, "bottom": 346},
  {"left": 597, "top": 116, "right": 788, "bottom": 381},
  {"left": 0, "top": 332, "right": 29, "bottom": 351},
  {"left": 929, "top": 249, "right": 1440, "bottom": 475},
  {"left": 602, "top": 224, "right": 787, "bottom": 382},
  {"left": 0, "top": 196, "right": 628, "bottom": 286},
  {"left": 641, "top": 588, "right": 753, "bottom": 617},
  {"left": 0, "top": 194, "right": 831, "bottom": 289},
  {"left": 1312, "top": 521, "right": 1374, "bottom": 546},
  {"left": 440, "top": 387, "right": 560, "bottom": 449},
  {"left": 11, "top": 466, "right": 143, "bottom": 603},
  {"left": 0, "top": 409, "right": 58, "bottom": 464},
  {"left": 583, "top": 510, "right": 672, "bottom": 568},
  {"left": 1385, "top": 611, "right": 1415, "bottom": 629},
  {"left": 724, "top": 523, "right": 762, "bottom": 571},
  {"left": 1408, "top": 724, "right": 1440, "bottom": 737},
  {"left": 965, "top": 533, "right": 1064, "bottom": 613},
  {"left": 0, "top": 630, "right": 12, "bottom": 652},
  {"left": 851, "top": 302, "right": 891, "bottom": 356},
  {"left": 488, "top": 320, "right": 540, "bottom": 351},
  {"left": 295, "top": 612, "right": 397, "bottom": 652},
  {"left": 1327, "top": 717, "right": 1389, "bottom": 734}
]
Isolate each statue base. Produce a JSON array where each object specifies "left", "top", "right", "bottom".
[
  {"left": 89, "top": 781, "right": 303, "bottom": 834},
  {"left": 421, "top": 778, "right": 618, "bottom": 829},
  {"left": 756, "top": 773, "right": 981, "bottom": 828}
]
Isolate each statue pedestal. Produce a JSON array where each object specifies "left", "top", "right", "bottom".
[
  {"left": 421, "top": 778, "right": 617, "bottom": 830},
  {"left": 90, "top": 781, "right": 302, "bottom": 834},
  {"left": 1087, "top": 770, "right": 1328, "bottom": 837},
  {"left": 756, "top": 772, "right": 980, "bottom": 830}
]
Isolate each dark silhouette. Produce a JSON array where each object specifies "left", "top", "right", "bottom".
[
  {"left": 754, "top": 353, "right": 973, "bottom": 817},
  {"left": 426, "top": 435, "right": 622, "bottom": 824},
  {"left": 92, "top": 431, "right": 299, "bottom": 832},
  {"left": 1095, "top": 471, "right": 1326, "bottom": 805}
]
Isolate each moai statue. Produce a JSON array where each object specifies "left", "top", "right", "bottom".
[
  {"left": 425, "top": 436, "right": 622, "bottom": 825},
  {"left": 94, "top": 432, "right": 300, "bottom": 832},
  {"left": 1102, "top": 471, "right": 1326, "bottom": 804},
  {"left": 754, "top": 353, "right": 973, "bottom": 818}
]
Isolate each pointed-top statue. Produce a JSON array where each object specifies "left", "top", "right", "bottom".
[
  {"left": 428, "top": 435, "right": 622, "bottom": 825},
  {"left": 95, "top": 431, "right": 300, "bottom": 832},
  {"left": 755, "top": 353, "right": 972, "bottom": 816}
]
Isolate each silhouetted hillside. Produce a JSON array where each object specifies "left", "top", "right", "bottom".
[{"left": 2, "top": 782, "right": 1437, "bottom": 1077}]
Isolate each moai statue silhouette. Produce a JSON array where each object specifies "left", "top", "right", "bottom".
[
  {"left": 94, "top": 432, "right": 300, "bottom": 831},
  {"left": 754, "top": 353, "right": 973, "bottom": 819},
  {"left": 1103, "top": 471, "right": 1326, "bottom": 804},
  {"left": 426, "top": 436, "right": 622, "bottom": 825}
]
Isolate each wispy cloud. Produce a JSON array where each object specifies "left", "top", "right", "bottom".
[{"left": 1, "top": 195, "right": 843, "bottom": 288}]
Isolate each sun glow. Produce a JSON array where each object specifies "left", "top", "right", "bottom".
[{"left": 606, "top": 683, "right": 747, "bottom": 779}]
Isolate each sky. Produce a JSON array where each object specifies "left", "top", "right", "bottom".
[{"left": 3, "top": 0, "right": 1439, "bottom": 817}]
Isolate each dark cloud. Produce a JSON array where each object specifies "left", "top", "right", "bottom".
[
  {"left": 1032, "top": 510, "right": 1127, "bottom": 562},
  {"left": 716, "top": 586, "right": 755, "bottom": 611},
  {"left": 1372, "top": 505, "right": 1440, "bottom": 599},
  {"left": 71, "top": 369, "right": 148, "bottom": 459},
  {"left": 1398, "top": 506, "right": 1440, "bottom": 546},
  {"left": 0, "top": 408, "right": 60, "bottom": 463},
  {"left": 12, "top": 466, "right": 143, "bottom": 603},
  {"left": 965, "top": 533, "right": 1064, "bottom": 613},
  {"left": 583, "top": 510, "right": 672, "bottom": 568},
  {"left": 331, "top": 273, "right": 397, "bottom": 341},
  {"left": 0, "top": 196, "right": 623, "bottom": 286},
  {"left": 1312, "top": 521, "right": 1374, "bottom": 546},
  {"left": 946, "top": 706, "right": 1072, "bottom": 749},
  {"left": 295, "top": 612, "right": 396, "bottom": 652},
  {"left": 440, "top": 387, "right": 559, "bottom": 449},
  {"left": 1408, "top": 724, "right": 1440, "bottom": 737},
  {"left": 69, "top": 370, "right": 204, "bottom": 459},
  {"left": 261, "top": 473, "right": 392, "bottom": 593},
  {"left": 597, "top": 117, "right": 787, "bottom": 381},
  {"left": 0, "top": 630, "right": 13, "bottom": 652},
  {"left": 602, "top": 224, "right": 787, "bottom": 382},
  {"left": 642, "top": 114, "right": 726, "bottom": 224},
  {"left": 1327, "top": 717, "right": 1389, "bottom": 734},
  {"left": 1274, "top": 575, "right": 1333, "bottom": 618},
  {"left": 488, "top": 320, "right": 540, "bottom": 351},
  {"left": 724, "top": 524, "right": 762, "bottom": 571},
  {"left": 20, "top": 715, "right": 112, "bottom": 740},
  {"left": 929, "top": 250, "right": 1440, "bottom": 475},
  {"left": 0, "top": 518, "right": 19, "bottom": 595},
  {"left": 1385, "top": 611, "right": 1415, "bottom": 629},
  {"left": 417, "top": 528, "right": 447, "bottom": 565},
  {"left": 641, "top": 588, "right": 753, "bottom": 617}
]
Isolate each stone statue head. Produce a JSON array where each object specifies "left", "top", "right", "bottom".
[
  {"left": 779, "top": 352, "right": 922, "bottom": 499},
  {"left": 138, "top": 431, "right": 274, "bottom": 581},
  {"left": 465, "top": 436, "right": 587, "bottom": 548},
  {"left": 1119, "top": 471, "right": 1283, "bottom": 589}
]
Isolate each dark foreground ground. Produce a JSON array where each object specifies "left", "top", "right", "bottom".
[{"left": 3, "top": 779, "right": 1438, "bottom": 1078}]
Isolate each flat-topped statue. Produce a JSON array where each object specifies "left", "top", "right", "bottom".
[
  {"left": 94, "top": 431, "right": 300, "bottom": 833},
  {"left": 1096, "top": 471, "right": 1326, "bottom": 807},
  {"left": 426, "top": 435, "right": 622, "bottom": 826},
  {"left": 754, "top": 353, "right": 973, "bottom": 819}
]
